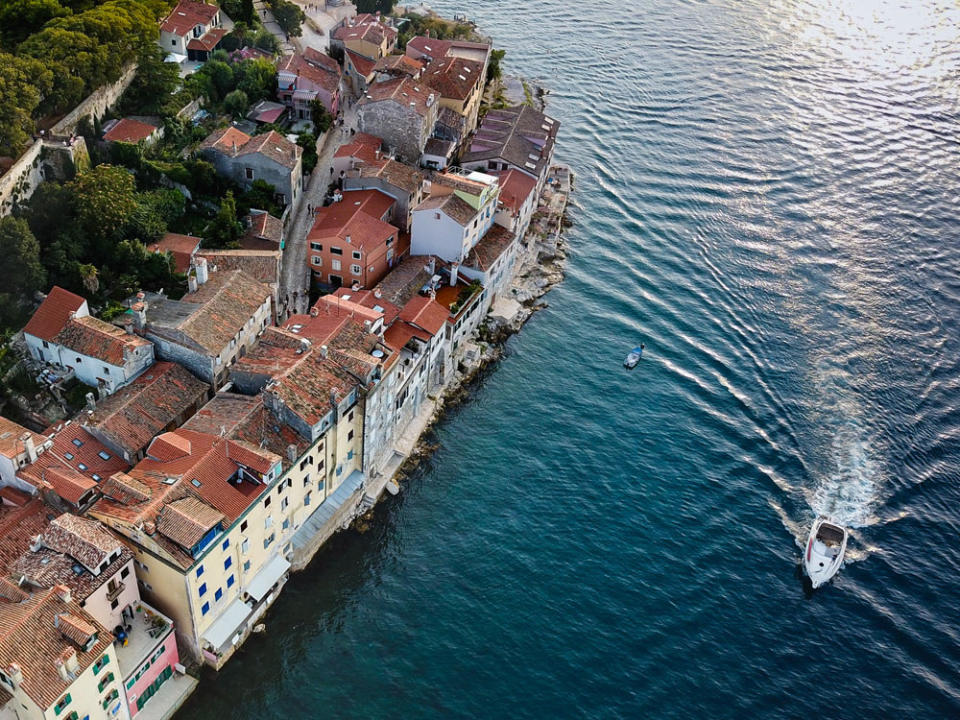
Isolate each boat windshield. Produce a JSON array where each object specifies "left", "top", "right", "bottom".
[{"left": 817, "top": 524, "right": 845, "bottom": 546}]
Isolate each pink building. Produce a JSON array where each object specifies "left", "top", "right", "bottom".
[
  {"left": 277, "top": 47, "right": 341, "bottom": 119},
  {"left": 117, "top": 603, "right": 181, "bottom": 716}
]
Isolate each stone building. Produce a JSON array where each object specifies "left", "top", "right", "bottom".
[{"left": 357, "top": 78, "right": 439, "bottom": 163}]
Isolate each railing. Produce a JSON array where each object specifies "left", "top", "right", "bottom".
[{"left": 106, "top": 581, "right": 125, "bottom": 602}]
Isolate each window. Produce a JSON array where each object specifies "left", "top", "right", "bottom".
[
  {"left": 198, "top": 583, "right": 207, "bottom": 597},
  {"left": 264, "top": 495, "right": 271, "bottom": 507},
  {"left": 214, "top": 587, "right": 223, "bottom": 602},
  {"left": 72, "top": 438, "right": 83, "bottom": 447},
  {"left": 386, "top": 235, "right": 394, "bottom": 246},
  {"left": 281, "top": 496, "right": 289, "bottom": 511},
  {"left": 103, "top": 366, "right": 110, "bottom": 374},
  {"left": 351, "top": 264, "right": 361, "bottom": 275},
  {"left": 263, "top": 533, "right": 275, "bottom": 549},
  {"left": 111, "top": 598, "right": 119, "bottom": 609},
  {"left": 98, "top": 451, "right": 111, "bottom": 460},
  {"left": 93, "top": 655, "right": 110, "bottom": 674},
  {"left": 348, "top": 430, "right": 354, "bottom": 441},
  {"left": 120, "top": 566, "right": 129, "bottom": 579},
  {"left": 92, "top": 474, "right": 101, "bottom": 482},
  {"left": 245, "top": 167, "right": 254, "bottom": 179},
  {"left": 42, "top": 340, "right": 49, "bottom": 348},
  {"left": 224, "top": 556, "right": 232, "bottom": 570},
  {"left": 310, "top": 242, "right": 322, "bottom": 251},
  {"left": 64, "top": 452, "right": 74, "bottom": 460},
  {"left": 434, "top": 212, "right": 441, "bottom": 220},
  {"left": 318, "top": 479, "right": 325, "bottom": 491},
  {"left": 241, "top": 538, "right": 249, "bottom": 554},
  {"left": 77, "top": 463, "right": 87, "bottom": 471},
  {"left": 243, "top": 560, "right": 251, "bottom": 572},
  {"left": 331, "top": 259, "right": 342, "bottom": 271},
  {"left": 75, "top": 357, "right": 82, "bottom": 364},
  {"left": 304, "top": 492, "right": 311, "bottom": 506},
  {"left": 54, "top": 694, "right": 71, "bottom": 714},
  {"left": 240, "top": 520, "right": 248, "bottom": 532},
  {"left": 196, "top": 565, "right": 204, "bottom": 578},
  {"left": 97, "top": 672, "right": 114, "bottom": 692},
  {"left": 282, "top": 518, "right": 290, "bottom": 530},
  {"left": 222, "top": 539, "right": 230, "bottom": 551},
  {"left": 201, "top": 602, "right": 210, "bottom": 616},
  {"left": 227, "top": 574, "right": 235, "bottom": 588},
  {"left": 330, "top": 246, "right": 343, "bottom": 255},
  {"left": 352, "top": 250, "right": 361, "bottom": 260},
  {"left": 264, "top": 516, "right": 273, "bottom": 529}
]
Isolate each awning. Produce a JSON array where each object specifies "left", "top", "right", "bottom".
[
  {"left": 253, "top": 106, "right": 285, "bottom": 124},
  {"left": 202, "top": 597, "right": 251, "bottom": 650},
  {"left": 245, "top": 554, "right": 290, "bottom": 603}
]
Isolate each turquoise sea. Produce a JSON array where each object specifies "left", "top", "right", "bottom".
[{"left": 182, "top": 0, "right": 960, "bottom": 716}]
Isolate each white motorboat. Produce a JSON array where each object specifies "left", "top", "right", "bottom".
[
  {"left": 624, "top": 345, "right": 644, "bottom": 368},
  {"left": 804, "top": 518, "right": 848, "bottom": 589}
]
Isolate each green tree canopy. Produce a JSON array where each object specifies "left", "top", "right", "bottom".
[
  {"left": 0, "top": 0, "right": 70, "bottom": 49},
  {"left": 235, "top": 57, "right": 277, "bottom": 101},
  {"left": 310, "top": 98, "right": 332, "bottom": 133},
  {"left": 119, "top": 44, "right": 182, "bottom": 116},
  {"left": 70, "top": 164, "right": 138, "bottom": 241},
  {"left": 267, "top": 0, "right": 305, "bottom": 38},
  {"left": 0, "top": 53, "right": 52, "bottom": 156},
  {"left": 297, "top": 132, "right": 317, "bottom": 173},
  {"left": 0, "top": 217, "right": 46, "bottom": 300},
  {"left": 206, "top": 190, "right": 242, "bottom": 248},
  {"left": 224, "top": 88, "right": 249, "bottom": 117}
]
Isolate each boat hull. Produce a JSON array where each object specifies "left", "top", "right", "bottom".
[{"left": 804, "top": 518, "right": 848, "bottom": 588}]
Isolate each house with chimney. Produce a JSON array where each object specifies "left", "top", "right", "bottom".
[
  {"left": 357, "top": 78, "right": 439, "bottom": 164},
  {"left": 23, "top": 287, "right": 155, "bottom": 396},
  {"left": 332, "top": 13, "right": 397, "bottom": 62},
  {"left": 493, "top": 168, "right": 539, "bottom": 239},
  {"left": 306, "top": 189, "right": 402, "bottom": 290},
  {"left": 82, "top": 361, "right": 210, "bottom": 464},
  {"left": 342, "top": 155, "right": 425, "bottom": 232},
  {"left": 404, "top": 36, "right": 491, "bottom": 76},
  {"left": 159, "top": 0, "right": 229, "bottom": 64},
  {"left": 421, "top": 55, "right": 485, "bottom": 136},
  {"left": 4, "top": 513, "right": 185, "bottom": 719},
  {"left": 458, "top": 224, "right": 518, "bottom": 313},
  {"left": 332, "top": 132, "right": 384, "bottom": 177},
  {"left": 199, "top": 127, "right": 303, "bottom": 212},
  {"left": 276, "top": 48, "right": 342, "bottom": 119},
  {"left": 0, "top": 416, "right": 48, "bottom": 492},
  {"left": 129, "top": 267, "right": 273, "bottom": 388},
  {"left": 0, "top": 583, "right": 127, "bottom": 720}
]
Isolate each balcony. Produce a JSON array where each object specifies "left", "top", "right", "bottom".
[
  {"left": 115, "top": 602, "right": 174, "bottom": 678},
  {"left": 105, "top": 580, "right": 125, "bottom": 602}
]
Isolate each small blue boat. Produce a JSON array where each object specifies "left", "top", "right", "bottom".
[{"left": 624, "top": 344, "right": 644, "bottom": 368}]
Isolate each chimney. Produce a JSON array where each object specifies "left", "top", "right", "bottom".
[
  {"left": 351, "top": 281, "right": 360, "bottom": 291},
  {"left": 427, "top": 257, "right": 436, "bottom": 275},
  {"left": 29, "top": 534, "right": 43, "bottom": 552},
  {"left": 21, "top": 433, "right": 36, "bottom": 463},
  {"left": 329, "top": 389, "right": 337, "bottom": 407},
  {"left": 286, "top": 444, "right": 297, "bottom": 464},
  {"left": 123, "top": 318, "right": 134, "bottom": 335},
  {"left": 144, "top": 521, "right": 156, "bottom": 535},
  {"left": 320, "top": 345, "right": 328, "bottom": 358},
  {"left": 373, "top": 287, "right": 382, "bottom": 299},
  {"left": 310, "top": 306, "right": 319, "bottom": 317},
  {"left": 188, "top": 274, "right": 198, "bottom": 294},
  {"left": 375, "top": 148, "right": 381, "bottom": 159},
  {"left": 85, "top": 392, "right": 96, "bottom": 413},
  {"left": 131, "top": 302, "right": 147, "bottom": 331},
  {"left": 300, "top": 338, "right": 311, "bottom": 353},
  {"left": 64, "top": 649, "right": 79, "bottom": 674},
  {"left": 196, "top": 257, "right": 209, "bottom": 285},
  {"left": 345, "top": 235, "right": 352, "bottom": 244},
  {"left": 450, "top": 262, "right": 459, "bottom": 286},
  {"left": 427, "top": 93, "right": 435, "bottom": 107},
  {"left": 54, "top": 657, "right": 70, "bottom": 683},
  {"left": 6, "top": 663, "right": 22, "bottom": 688},
  {"left": 54, "top": 585, "right": 71, "bottom": 604}
]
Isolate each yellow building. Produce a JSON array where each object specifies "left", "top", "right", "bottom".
[
  {"left": 422, "top": 56, "right": 486, "bottom": 135},
  {"left": 0, "top": 584, "right": 128, "bottom": 720},
  {"left": 333, "top": 13, "right": 397, "bottom": 62}
]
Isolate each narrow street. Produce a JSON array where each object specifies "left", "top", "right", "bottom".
[{"left": 277, "top": 98, "right": 360, "bottom": 321}]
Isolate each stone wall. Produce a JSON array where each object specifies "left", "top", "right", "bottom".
[
  {"left": 0, "top": 138, "right": 89, "bottom": 217},
  {"left": 358, "top": 102, "right": 428, "bottom": 163},
  {"left": 51, "top": 63, "right": 138, "bottom": 135}
]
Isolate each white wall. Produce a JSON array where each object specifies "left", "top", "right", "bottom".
[{"left": 410, "top": 209, "right": 467, "bottom": 262}]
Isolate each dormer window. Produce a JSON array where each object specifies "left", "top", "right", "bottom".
[{"left": 193, "top": 24, "right": 203, "bottom": 37}]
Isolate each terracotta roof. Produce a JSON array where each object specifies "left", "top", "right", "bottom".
[
  {"left": 374, "top": 53, "right": 423, "bottom": 77},
  {"left": 345, "top": 49, "right": 376, "bottom": 78},
  {"left": 359, "top": 77, "right": 436, "bottom": 117},
  {"left": 174, "top": 269, "right": 272, "bottom": 355},
  {"left": 399, "top": 294, "right": 448, "bottom": 336},
  {"left": 84, "top": 362, "right": 209, "bottom": 459},
  {"left": 10, "top": 544, "right": 132, "bottom": 604},
  {"left": 422, "top": 56, "right": 483, "bottom": 102},
  {"left": 195, "top": 250, "right": 281, "bottom": 288},
  {"left": 0, "top": 416, "right": 44, "bottom": 461},
  {"left": 241, "top": 211, "right": 283, "bottom": 250},
  {"left": 334, "top": 132, "right": 383, "bottom": 161},
  {"left": 375, "top": 255, "right": 436, "bottom": 307},
  {"left": 423, "top": 137, "right": 453, "bottom": 158},
  {"left": 308, "top": 189, "right": 398, "bottom": 251},
  {"left": 404, "top": 36, "right": 453, "bottom": 60},
  {"left": 201, "top": 126, "right": 251, "bottom": 154},
  {"left": 0, "top": 499, "right": 50, "bottom": 572},
  {"left": 0, "top": 485, "right": 31, "bottom": 506},
  {"left": 182, "top": 393, "right": 308, "bottom": 470},
  {"left": 23, "top": 287, "right": 86, "bottom": 342},
  {"left": 148, "top": 233, "right": 201, "bottom": 273},
  {"left": 99, "top": 472, "right": 151, "bottom": 505},
  {"left": 0, "top": 577, "right": 28, "bottom": 602},
  {"left": 464, "top": 224, "right": 516, "bottom": 272},
  {"left": 156, "top": 496, "right": 223, "bottom": 548},
  {"left": 348, "top": 156, "right": 423, "bottom": 194},
  {"left": 495, "top": 168, "right": 538, "bottom": 215},
  {"left": 53, "top": 315, "right": 150, "bottom": 366},
  {"left": 333, "top": 13, "right": 397, "bottom": 46},
  {"left": 40, "top": 514, "right": 120, "bottom": 572},
  {"left": 277, "top": 50, "right": 341, "bottom": 96},
  {"left": 0, "top": 587, "right": 113, "bottom": 709},
  {"left": 161, "top": 0, "right": 219, "bottom": 35},
  {"left": 416, "top": 193, "right": 477, "bottom": 226},
  {"left": 202, "top": 127, "right": 302, "bottom": 171},
  {"left": 186, "top": 26, "right": 227, "bottom": 51},
  {"left": 19, "top": 424, "right": 131, "bottom": 499},
  {"left": 331, "top": 287, "right": 401, "bottom": 325},
  {"left": 103, "top": 118, "right": 158, "bottom": 144}
]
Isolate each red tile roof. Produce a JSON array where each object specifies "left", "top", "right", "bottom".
[
  {"left": 186, "top": 26, "right": 227, "bottom": 51},
  {"left": 103, "top": 118, "right": 158, "bottom": 144},
  {"left": 53, "top": 316, "right": 151, "bottom": 366},
  {"left": 84, "top": 361, "right": 209, "bottom": 459},
  {"left": 374, "top": 53, "right": 424, "bottom": 78},
  {"left": 41, "top": 514, "right": 121, "bottom": 572},
  {"left": 399, "top": 294, "right": 448, "bottom": 336},
  {"left": 277, "top": 50, "right": 341, "bottom": 96},
  {"left": 308, "top": 189, "right": 398, "bottom": 251},
  {"left": 422, "top": 56, "right": 483, "bottom": 102},
  {"left": 0, "top": 587, "right": 113, "bottom": 709},
  {"left": 161, "top": 0, "right": 219, "bottom": 35},
  {"left": 359, "top": 77, "right": 436, "bottom": 117},
  {"left": 404, "top": 36, "right": 453, "bottom": 60},
  {"left": 496, "top": 168, "right": 537, "bottom": 215},
  {"left": 0, "top": 417, "right": 44, "bottom": 461},
  {"left": 334, "top": 13, "right": 397, "bottom": 46},
  {"left": 176, "top": 269, "right": 272, "bottom": 355},
  {"left": 334, "top": 132, "right": 383, "bottom": 161},
  {"left": 345, "top": 49, "right": 376, "bottom": 78},
  {"left": 148, "top": 233, "right": 201, "bottom": 273},
  {"left": 331, "top": 287, "right": 401, "bottom": 325},
  {"left": 465, "top": 224, "right": 516, "bottom": 271},
  {"left": 0, "top": 498, "right": 50, "bottom": 571},
  {"left": 241, "top": 211, "right": 284, "bottom": 249},
  {"left": 23, "top": 287, "right": 85, "bottom": 342}
]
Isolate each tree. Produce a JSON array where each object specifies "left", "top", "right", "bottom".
[
  {"left": 224, "top": 89, "right": 249, "bottom": 117},
  {"left": 206, "top": 191, "right": 242, "bottom": 248},
  {"left": 253, "top": 28, "right": 279, "bottom": 54},
  {"left": 235, "top": 57, "right": 277, "bottom": 102},
  {"left": 267, "top": 0, "right": 305, "bottom": 38},
  {"left": 202, "top": 59, "right": 236, "bottom": 103},
  {"left": 238, "top": 179, "right": 280, "bottom": 216},
  {"left": 0, "top": 0, "right": 70, "bottom": 49},
  {"left": 0, "top": 53, "right": 52, "bottom": 156},
  {"left": 297, "top": 132, "right": 317, "bottom": 173},
  {"left": 0, "top": 217, "right": 46, "bottom": 300},
  {"left": 70, "top": 165, "right": 138, "bottom": 241},
  {"left": 26, "top": 182, "right": 76, "bottom": 248},
  {"left": 119, "top": 44, "right": 181, "bottom": 116},
  {"left": 487, "top": 48, "right": 505, "bottom": 84},
  {"left": 310, "top": 98, "right": 332, "bottom": 133}
]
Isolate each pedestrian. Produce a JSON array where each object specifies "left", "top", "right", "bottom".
[{"left": 330, "top": 167, "right": 334, "bottom": 175}]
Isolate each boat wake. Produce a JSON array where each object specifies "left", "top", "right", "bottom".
[{"left": 810, "top": 430, "right": 880, "bottom": 529}]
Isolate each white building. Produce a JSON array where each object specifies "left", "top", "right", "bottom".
[{"left": 410, "top": 171, "right": 499, "bottom": 263}]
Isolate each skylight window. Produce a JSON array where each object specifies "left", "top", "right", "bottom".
[
  {"left": 64, "top": 452, "right": 74, "bottom": 460},
  {"left": 98, "top": 451, "right": 111, "bottom": 460},
  {"left": 191, "top": 479, "right": 202, "bottom": 487},
  {"left": 77, "top": 463, "right": 88, "bottom": 471},
  {"left": 72, "top": 438, "right": 83, "bottom": 447}
]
